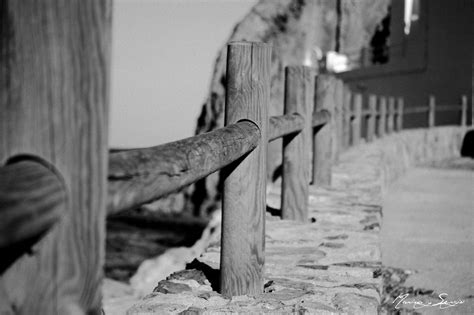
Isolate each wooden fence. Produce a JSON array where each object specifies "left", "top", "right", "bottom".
[{"left": 0, "top": 4, "right": 471, "bottom": 313}]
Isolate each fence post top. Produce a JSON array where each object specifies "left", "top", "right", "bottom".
[{"left": 228, "top": 41, "right": 271, "bottom": 49}]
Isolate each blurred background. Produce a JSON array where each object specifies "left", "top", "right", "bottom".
[{"left": 110, "top": 0, "right": 257, "bottom": 148}]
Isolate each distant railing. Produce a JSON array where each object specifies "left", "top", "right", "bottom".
[{"left": 1, "top": 27, "right": 472, "bottom": 312}]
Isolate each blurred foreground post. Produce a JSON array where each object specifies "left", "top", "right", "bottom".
[
  {"left": 0, "top": 1, "right": 112, "bottom": 313},
  {"left": 221, "top": 41, "right": 270, "bottom": 297},
  {"left": 281, "top": 66, "right": 313, "bottom": 222}
]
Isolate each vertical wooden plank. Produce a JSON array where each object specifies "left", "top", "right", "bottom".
[
  {"left": 311, "top": 75, "right": 334, "bottom": 186},
  {"left": 377, "top": 96, "right": 387, "bottom": 137},
  {"left": 396, "top": 97, "right": 404, "bottom": 131},
  {"left": 0, "top": 1, "right": 112, "bottom": 313},
  {"left": 428, "top": 95, "right": 436, "bottom": 128},
  {"left": 281, "top": 66, "right": 313, "bottom": 222},
  {"left": 366, "top": 94, "right": 377, "bottom": 142},
  {"left": 334, "top": 79, "right": 344, "bottom": 159},
  {"left": 221, "top": 41, "right": 270, "bottom": 297},
  {"left": 387, "top": 97, "right": 395, "bottom": 133},
  {"left": 342, "top": 85, "right": 352, "bottom": 149},
  {"left": 460, "top": 95, "right": 467, "bottom": 126},
  {"left": 351, "top": 94, "right": 362, "bottom": 145}
]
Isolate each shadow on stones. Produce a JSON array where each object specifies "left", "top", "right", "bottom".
[
  {"left": 186, "top": 259, "right": 220, "bottom": 292},
  {"left": 460, "top": 129, "right": 474, "bottom": 158},
  {"left": 271, "top": 164, "right": 282, "bottom": 182},
  {"left": 266, "top": 205, "right": 281, "bottom": 217}
]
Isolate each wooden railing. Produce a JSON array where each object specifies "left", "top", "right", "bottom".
[{"left": 0, "top": 4, "right": 471, "bottom": 311}]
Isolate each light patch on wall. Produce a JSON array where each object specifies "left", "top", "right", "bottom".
[{"left": 404, "top": 0, "right": 420, "bottom": 35}]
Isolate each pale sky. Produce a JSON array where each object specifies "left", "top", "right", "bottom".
[{"left": 110, "top": 0, "right": 257, "bottom": 148}]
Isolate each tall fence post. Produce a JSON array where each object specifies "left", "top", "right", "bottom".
[
  {"left": 335, "top": 79, "right": 344, "bottom": 158},
  {"left": 460, "top": 95, "right": 467, "bottom": 126},
  {"left": 351, "top": 93, "right": 362, "bottom": 145},
  {"left": 342, "top": 85, "right": 352, "bottom": 148},
  {"left": 312, "top": 75, "right": 334, "bottom": 186},
  {"left": 366, "top": 94, "right": 377, "bottom": 142},
  {"left": 396, "top": 97, "right": 404, "bottom": 131},
  {"left": 221, "top": 41, "right": 270, "bottom": 297},
  {"left": 428, "top": 95, "right": 436, "bottom": 128},
  {"left": 0, "top": 2, "right": 111, "bottom": 313},
  {"left": 387, "top": 97, "right": 395, "bottom": 134},
  {"left": 281, "top": 66, "right": 313, "bottom": 222},
  {"left": 377, "top": 96, "right": 387, "bottom": 137}
]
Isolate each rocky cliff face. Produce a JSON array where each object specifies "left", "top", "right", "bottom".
[{"left": 191, "top": 0, "right": 390, "bottom": 216}]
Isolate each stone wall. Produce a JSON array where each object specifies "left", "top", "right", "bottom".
[
  {"left": 191, "top": 0, "right": 391, "bottom": 215},
  {"left": 104, "top": 126, "right": 468, "bottom": 313}
]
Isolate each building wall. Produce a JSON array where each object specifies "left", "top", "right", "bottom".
[{"left": 339, "top": 0, "right": 472, "bottom": 128}]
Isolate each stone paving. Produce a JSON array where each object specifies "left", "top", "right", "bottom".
[{"left": 104, "top": 126, "right": 467, "bottom": 314}]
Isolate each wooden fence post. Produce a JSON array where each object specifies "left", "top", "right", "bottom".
[
  {"left": 387, "top": 97, "right": 395, "bottom": 133},
  {"left": 0, "top": 2, "right": 111, "bottom": 313},
  {"left": 351, "top": 94, "right": 362, "bottom": 145},
  {"left": 221, "top": 41, "right": 271, "bottom": 297},
  {"left": 366, "top": 94, "right": 377, "bottom": 142},
  {"left": 377, "top": 96, "right": 387, "bottom": 137},
  {"left": 396, "top": 97, "right": 404, "bottom": 131},
  {"left": 312, "top": 75, "right": 334, "bottom": 186},
  {"left": 335, "top": 79, "right": 344, "bottom": 158},
  {"left": 281, "top": 66, "right": 313, "bottom": 222},
  {"left": 342, "top": 85, "right": 352, "bottom": 148},
  {"left": 428, "top": 95, "right": 436, "bottom": 127},
  {"left": 461, "top": 95, "right": 467, "bottom": 126}
]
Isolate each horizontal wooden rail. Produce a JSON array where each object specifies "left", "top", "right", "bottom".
[
  {"left": 107, "top": 120, "right": 261, "bottom": 215},
  {"left": 404, "top": 106, "right": 428, "bottom": 114},
  {"left": 312, "top": 109, "right": 331, "bottom": 128},
  {"left": 263, "top": 109, "right": 330, "bottom": 142},
  {"left": 0, "top": 160, "right": 66, "bottom": 272},
  {"left": 268, "top": 113, "right": 304, "bottom": 142},
  {"left": 435, "top": 104, "right": 463, "bottom": 112}
]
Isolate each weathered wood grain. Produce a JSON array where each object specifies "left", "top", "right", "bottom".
[
  {"left": 0, "top": 160, "right": 66, "bottom": 273},
  {"left": 312, "top": 110, "right": 331, "bottom": 128},
  {"left": 461, "top": 95, "right": 467, "bottom": 126},
  {"left": 428, "top": 95, "right": 436, "bottom": 127},
  {"left": 342, "top": 86, "right": 352, "bottom": 149},
  {"left": 281, "top": 66, "right": 313, "bottom": 222},
  {"left": 108, "top": 121, "right": 261, "bottom": 215},
  {"left": 396, "top": 97, "right": 404, "bottom": 131},
  {"left": 220, "top": 42, "right": 270, "bottom": 297},
  {"left": 351, "top": 93, "right": 362, "bottom": 145},
  {"left": 387, "top": 97, "right": 395, "bottom": 133},
  {"left": 311, "top": 75, "right": 334, "bottom": 186},
  {"left": 377, "top": 96, "right": 387, "bottom": 137},
  {"left": 366, "top": 95, "right": 377, "bottom": 142},
  {"left": 0, "top": 1, "right": 112, "bottom": 313},
  {"left": 268, "top": 114, "right": 304, "bottom": 142}
]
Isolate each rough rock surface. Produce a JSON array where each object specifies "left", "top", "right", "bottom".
[
  {"left": 191, "top": 0, "right": 390, "bottom": 216},
  {"left": 109, "top": 127, "right": 466, "bottom": 314}
]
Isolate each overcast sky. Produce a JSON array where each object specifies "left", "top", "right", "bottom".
[{"left": 110, "top": 0, "right": 257, "bottom": 148}]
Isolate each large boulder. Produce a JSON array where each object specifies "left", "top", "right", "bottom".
[{"left": 191, "top": 0, "right": 390, "bottom": 215}]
